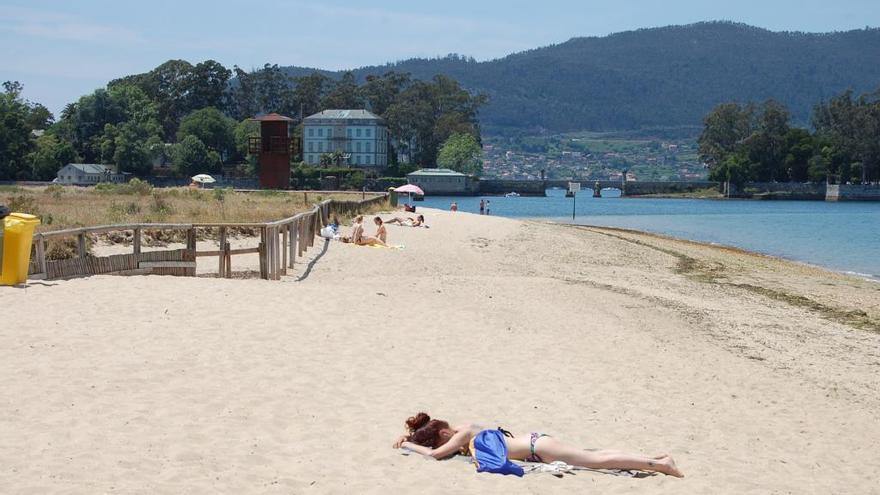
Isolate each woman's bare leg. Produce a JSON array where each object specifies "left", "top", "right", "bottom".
[
  {"left": 536, "top": 437, "right": 684, "bottom": 477},
  {"left": 357, "top": 237, "right": 387, "bottom": 247}
]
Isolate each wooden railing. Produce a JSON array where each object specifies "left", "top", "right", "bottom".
[{"left": 27, "top": 194, "right": 388, "bottom": 281}]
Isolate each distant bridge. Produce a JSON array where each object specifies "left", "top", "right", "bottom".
[
  {"left": 479, "top": 179, "right": 719, "bottom": 197},
  {"left": 477, "top": 179, "right": 880, "bottom": 201}
]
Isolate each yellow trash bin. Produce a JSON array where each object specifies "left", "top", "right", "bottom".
[{"left": 1, "top": 213, "right": 41, "bottom": 286}]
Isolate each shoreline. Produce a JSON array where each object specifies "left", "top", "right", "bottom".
[
  {"left": 4, "top": 208, "right": 879, "bottom": 493},
  {"left": 550, "top": 220, "right": 880, "bottom": 283},
  {"left": 556, "top": 222, "right": 880, "bottom": 333}
]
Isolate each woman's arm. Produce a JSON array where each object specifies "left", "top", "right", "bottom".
[
  {"left": 399, "top": 441, "right": 434, "bottom": 457},
  {"left": 400, "top": 429, "right": 471, "bottom": 460},
  {"left": 392, "top": 434, "right": 408, "bottom": 449}
]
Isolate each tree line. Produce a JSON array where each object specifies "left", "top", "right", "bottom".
[
  {"left": 0, "top": 59, "right": 485, "bottom": 181},
  {"left": 699, "top": 87, "right": 880, "bottom": 186}
]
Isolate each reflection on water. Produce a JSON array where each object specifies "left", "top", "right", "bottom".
[{"left": 415, "top": 189, "right": 880, "bottom": 279}]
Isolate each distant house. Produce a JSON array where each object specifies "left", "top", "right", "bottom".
[
  {"left": 302, "top": 109, "right": 388, "bottom": 168},
  {"left": 406, "top": 168, "right": 478, "bottom": 195},
  {"left": 56, "top": 164, "right": 127, "bottom": 185}
]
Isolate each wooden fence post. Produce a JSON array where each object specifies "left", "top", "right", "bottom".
[
  {"left": 269, "top": 226, "right": 276, "bottom": 280},
  {"left": 271, "top": 227, "right": 281, "bottom": 280},
  {"left": 276, "top": 226, "right": 281, "bottom": 279},
  {"left": 259, "top": 227, "right": 267, "bottom": 280},
  {"left": 77, "top": 233, "right": 87, "bottom": 258},
  {"left": 218, "top": 226, "right": 227, "bottom": 277},
  {"left": 224, "top": 241, "right": 231, "bottom": 278},
  {"left": 308, "top": 212, "right": 316, "bottom": 248},
  {"left": 281, "top": 224, "right": 288, "bottom": 276},
  {"left": 186, "top": 227, "right": 197, "bottom": 276},
  {"left": 265, "top": 226, "right": 272, "bottom": 280},
  {"left": 133, "top": 227, "right": 141, "bottom": 255},
  {"left": 298, "top": 218, "right": 305, "bottom": 258},
  {"left": 35, "top": 235, "right": 47, "bottom": 277},
  {"left": 289, "top": 219, "right": 297, "bottom": 268}
]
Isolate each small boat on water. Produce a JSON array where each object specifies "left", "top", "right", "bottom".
[{"left": 504, "top": 192, "right": 521, "bottom": 197}]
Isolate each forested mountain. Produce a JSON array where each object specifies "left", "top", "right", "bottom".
[{"left": 281, "top": 22, "right": 880, "bottom": 133}]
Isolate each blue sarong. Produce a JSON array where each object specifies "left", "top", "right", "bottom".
[{"left": 469, "top": 429, "right": 524, "bottom": 476}]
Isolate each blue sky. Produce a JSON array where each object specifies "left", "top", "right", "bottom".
[{"left": 2, "top": 0, "right": 878, "bottom": 115}]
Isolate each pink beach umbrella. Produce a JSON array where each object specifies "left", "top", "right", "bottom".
[{"left": 393, "top": 184, "right": 425, "bottom": 195}]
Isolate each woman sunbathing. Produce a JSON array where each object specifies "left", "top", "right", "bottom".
[
  {"left": 384, "top": 215, "right": 426, "bottom": 227},
  {"left": 392, "top": 412, "right": 683, "bottom": 478}
]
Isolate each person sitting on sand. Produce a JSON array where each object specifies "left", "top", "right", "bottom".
[
  {"left": 342, "top": 215, "right": 387, "bottom": 247},
  {"left": 373, "top": 216, "right": 387, "bottom": 243},
  {"left": 392, "top": 412, "right": 684, "bottom": 478},
  {"left": 384, "top": 215, "right": 427, "bottom": 228}
]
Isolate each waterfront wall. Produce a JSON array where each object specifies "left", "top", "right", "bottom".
[
  {"left": 735, "top": 182, "right": 826, "bottom": 200},
  {"left": 479, "top": 179, "right": 547, "bottom": 196},
  {"left": 623, "top": 181, "right": 718, "bottom": 196},
  {"left": 734, "top": 182, "right": 880, "bottom": 201},
  {"left": 826, "top": 184, "right": 880, "bottom": 201}
]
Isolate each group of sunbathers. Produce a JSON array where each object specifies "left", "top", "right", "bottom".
[{"left": 337, "top": 213, "right": 427, "bottom": 247}]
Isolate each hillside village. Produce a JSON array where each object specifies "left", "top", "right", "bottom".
[{"left": 482, "top": 134, "right": 707, "bottom": 181}]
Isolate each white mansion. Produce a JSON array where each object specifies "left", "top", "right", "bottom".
[{"left": 302, "top": 109, "right": 388, "bottom": 167}]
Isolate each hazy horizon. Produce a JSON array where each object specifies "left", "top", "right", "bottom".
[{"left": 3, "top": 0, "right": 879, "bottom": 115}]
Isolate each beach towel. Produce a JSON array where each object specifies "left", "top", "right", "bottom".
[
  {"left": 368, "top": 244, "right": 404, "bottom": 250},
  {"left": 400, "top": 450, "right": 649, "bottom": 479},
  {"left": 519, "top": 460, "right": 645, "bottom": 478}
]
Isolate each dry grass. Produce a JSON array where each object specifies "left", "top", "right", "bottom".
[{"left": 2, "top": 184, "right": 380, "bottom": 233}]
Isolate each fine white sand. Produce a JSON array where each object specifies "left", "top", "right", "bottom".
[{"left": 3, "top": 208, "right": 879, "bottom": 494}]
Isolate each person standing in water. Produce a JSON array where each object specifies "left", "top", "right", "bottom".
[{"left": 479, "top": 199, "right": 485, "bottom": 215}]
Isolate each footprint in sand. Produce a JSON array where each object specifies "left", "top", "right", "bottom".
[{"left": 470, "top": 237, "right": 491, "bottom": 249}]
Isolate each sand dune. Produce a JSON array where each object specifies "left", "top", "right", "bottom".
[{"left": 3, "top": 208, "right": 878, "bottom": 494}]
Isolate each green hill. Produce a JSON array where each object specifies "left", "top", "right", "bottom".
[{"left": 281, "top": 22, "right": 880, "bottom": 134}]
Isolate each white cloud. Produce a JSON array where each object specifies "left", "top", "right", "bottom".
[{"left": 0, "top": 6, "right": 144, "bottom": 43}]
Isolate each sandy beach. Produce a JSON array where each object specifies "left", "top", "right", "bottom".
[{"left": 3, "top": 208, "right": 879, "bottom": 494}]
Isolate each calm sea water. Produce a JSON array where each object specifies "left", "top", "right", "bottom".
[{"left": 414, "top": 189, "right": 880, "bottom": 279}]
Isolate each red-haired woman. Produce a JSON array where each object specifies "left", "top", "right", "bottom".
[{"left": 392, "top": 412, "right": 684, "bottom": 478}]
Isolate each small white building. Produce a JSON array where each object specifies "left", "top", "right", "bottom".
[
  {"left": 406, "top": 168, "right": 477, "bottom": 195},
  {"left": 56, "top": 164, "right": 126, "bottom": 185},
  {"left": 302, "top": 109, "right": 388, "bottom": 168}
]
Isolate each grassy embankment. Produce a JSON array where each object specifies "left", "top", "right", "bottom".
[{"left": 1, "top": 182, "right": 384, "bottom": 259}]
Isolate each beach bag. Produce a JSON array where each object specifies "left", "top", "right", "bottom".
[
  {"left": 320, "top": 226, "right": 335, "bottom": 238},
  {"left": 471, "top": 429, "right": 524, "bottom": 476}
]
